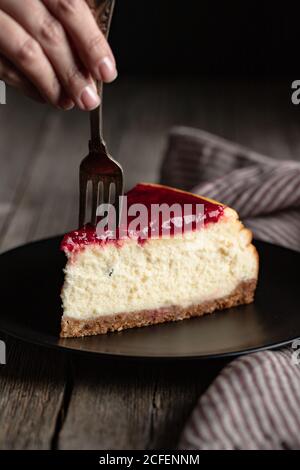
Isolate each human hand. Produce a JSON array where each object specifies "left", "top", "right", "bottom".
[{"left": 0, "top": 0, "right": 117, "bottom": 110}]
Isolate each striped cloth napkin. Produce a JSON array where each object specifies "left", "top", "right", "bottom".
[
  {"left": 161, "top": 127, "right": 300, "bottom": 253},
  {"left": 160, "top": 126, "right": 300, "bottom": 450}
]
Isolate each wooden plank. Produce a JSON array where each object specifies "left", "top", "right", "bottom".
[
  {"left": 145, "top": 360, "right": 227, "bottom": 449},
  {"left": 0, "top": 336, "right": 67, "bottom": 450},
  {"left": 0, "top": 90, "right": 50, "bottom": 250},
  {"left": 0, "top": 109, "right": 84, "bottom": 251},
  {"left": 58, "top": 358, "right": 226, "bottom": 450},
  {"left": 58, "top": 358, "right": 154, "bottom": 450}
]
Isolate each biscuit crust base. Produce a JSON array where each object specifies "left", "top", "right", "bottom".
[{"left": 60, "top": 279, "right": 257, "bottom": 338}]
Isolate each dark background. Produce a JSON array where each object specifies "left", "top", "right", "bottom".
[{"left": 110, "top": 0, "right": 298, "bottom": 77}]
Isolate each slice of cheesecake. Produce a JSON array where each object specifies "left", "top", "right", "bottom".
[{"left": 60, "top": 183, "right": 258, "bottom": 338}]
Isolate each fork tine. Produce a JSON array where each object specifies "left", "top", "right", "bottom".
[
  {"left": 91, "top": 179, "right": 99, "bottom": 226},
  {"left": 79, "top": 173, "right": 88, "bottom": 228},
  {"left": 102, "top": 179, "right": 111, "bottom": 204},
  {"left": 115, "top": 177, "right": 124, "bottom": 226}
]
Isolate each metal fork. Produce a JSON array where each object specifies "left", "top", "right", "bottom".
[{"left": 79, "top": 0, "right": 123, "bottom": 228}]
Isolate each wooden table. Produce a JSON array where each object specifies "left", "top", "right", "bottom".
[{"left": 0, "top": 77, "right": 298, "bottom": 450}]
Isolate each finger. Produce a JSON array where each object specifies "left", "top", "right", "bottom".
[
  {"left": 43, "top": 0, "right": 117, "bottom": 83},
  {"left": 0, "top": 55, "right": 75, "bottom": 109},
  {"left": 0, "top": 10, "right": 63, "bottom": 107},
  {"left": 0, "top": 55, "right": 45, "bottom": 103},
  {"left": 1, "top": 0, "right": 99, "bottom": 110}
]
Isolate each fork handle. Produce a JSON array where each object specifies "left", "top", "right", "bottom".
[{"left": 88, "top": 0, "right": 116, "bottom": 151}]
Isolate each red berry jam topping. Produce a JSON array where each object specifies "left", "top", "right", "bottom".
[{"left": 61, "top": 183, "right": 225, "bottom": 253}]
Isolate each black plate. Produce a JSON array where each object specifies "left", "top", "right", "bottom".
[{"left": 0, "top": 236, "right": 299, "bottom": 359}]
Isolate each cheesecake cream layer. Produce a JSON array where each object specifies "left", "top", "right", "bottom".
[{"left": 61, "top": 207, "right": 258, "bottom": 324}]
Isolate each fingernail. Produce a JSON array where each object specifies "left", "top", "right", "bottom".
[
  {"left": 60, "top": 97, "right": 75, "bottom": 111},
  {"left": 98, "top": 57, "right": 118, "bottom": 82},
  {"left": 80, "top": 85, "right": 100, "bottom": 110}
]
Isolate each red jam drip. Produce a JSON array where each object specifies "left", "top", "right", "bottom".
[{"left": 61, "top": 184, "right": 225, "bottom": 253}]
